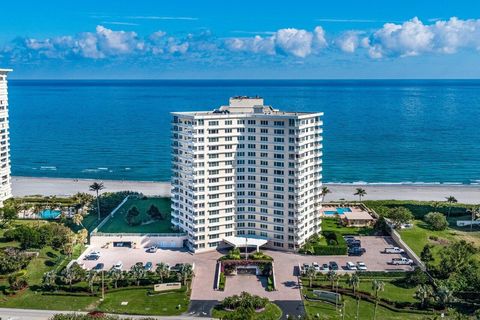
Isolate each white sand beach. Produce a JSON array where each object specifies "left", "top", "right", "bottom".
[{"left": 10, "top": 176, "right": 480, "bottom": 204}]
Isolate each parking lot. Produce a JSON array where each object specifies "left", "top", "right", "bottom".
[{"left": 78, "top": 246, "right": 196, "bottom": 271}]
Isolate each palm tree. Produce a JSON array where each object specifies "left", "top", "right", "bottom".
[
  {"left": 445, "top": 196, "right": 457, "bottom": 219},
  {"left": 109, "top": 269, "right": 123, "bottom": 289},
  {"left": 306, "top": 267, "right": 317, "bottom": 288},
  {"left": 372, "top": 279, "right": 384, "bottom": 320},
  {"left": 321, "top": 186, "right": 331, "bottom": 202},
  {"left": 156, "top": 263, "right": 170, "bottom": 283},
  {"left": 435, "top": 285, "right": 453, "bottom": 310},
  {"left": 130, "top": 264, "right": 146, "bottom": 286},
  {"left": 89, "top": 182, "right": 105, "bottom": 221},
  {"left": 179, "top": 264, "right": 194, "bottom": 288},
  {"left": 415, "top": 284, "right": 432, "bottom": 309},
  {"left": 467, "top": 207, "right": 480, "bottom": 232},
  {"left": 353, "top": 188, "right": 366, "bottom": 201},
  {"left": 42, "top": 271, "right": 57, "bottom": 291},
  {"left": 347, "top": 273, "right": 360, "bottom": 295},
  {"left": 327, "top": 270, "right": 338, "bottom": 290},
  {"left": 87, "top": 271, "right": 99, "bottom": 294},
  {"left": 72, "top": 213, "right": 85, "bottom": 228}
]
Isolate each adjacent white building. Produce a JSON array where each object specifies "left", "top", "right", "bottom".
[
  {"left": 171, "top": 97, "right": 323, "bottom": 252},
  {"left": 0, "top": 69, "right": 12, "bottom": 206}
]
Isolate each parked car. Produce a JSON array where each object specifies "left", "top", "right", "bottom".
[
  {"left": 356, "top": 262, "right": 367, "bottom": 271},
  {"left": 144, "top": 262, "right": 153, "bottom": 271},
  {"left": 348, "top": 240, "right": 362, "bottom": 248},
  {"left": 92, "top": 263, "right": 104, "bottom": 271},
  {"left": 384, "top": 247, "right": 405, "bottom": 254},
  {"left": 391, "top": 257, "right": 413, "bottom": 265},
  {"left": 170, "top": 263, "right": 184, "bottom": 272},
  {"left": 112, "top": 261, "right": 123, "bottom": 270},
  {"left": 329, "top": 261, "right": 339, "bottom": 270},
  {"left": 146, "top": 246, "right": 158, "bottom": 253},
  {"left": 84, "top": 254, "right": 100, "bottom": 261},
  {"left": 135, "top": 262, "right": 144, "bottom": 267},
  {"left": 89, "top": 250, "right": 100, "bottom": 256},
  {"left": 348, "top": 247, "right": 366, "bottom": 256},
  {"left": 321, "top": 263, "right": 329, "bottom": 272},
  {"left": 343, "top": 235, "right": 356, "bottom": 241},
  {"left": 346, "top": 262, "right": 357, "bottom": 270},
  {"left": 312, "top": 262, "right": 320, "bottom": 271},
  {"left": 300, "top": 263, "right": 310, "bottom": 274}
]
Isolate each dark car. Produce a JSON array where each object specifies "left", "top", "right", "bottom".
[
  {"left": 348, "top": 247, "right": 366, "bottom": 256},
  {"left": 348, "top": 240, "right": 362, "bottom": 248},
  {"left": 144, "top": 262, "right": 153, "bottom": 271},
  {"left": 84, "top": 254, "right": 100, "bottom": 261},
  {"left": 93, "top": 263, "right": 104, "bottom": 271},
  {"left": 329, "top": 261, "right": 339, "bottom": 270}
]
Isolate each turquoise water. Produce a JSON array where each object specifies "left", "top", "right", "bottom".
[
  {"left": 324, "top": 208, "right": 352, "bottom": 215},
  {"left": 39, "top": 209, "right": 61, "bottom": 219},
  {"left": 8, "top": 80, "right": 480, "bottom": 184}
]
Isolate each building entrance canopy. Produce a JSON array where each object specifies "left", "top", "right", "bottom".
[{"left": 223, "top": 236, "right": 268, "bottom": 251}]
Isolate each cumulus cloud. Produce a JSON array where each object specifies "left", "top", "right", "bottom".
[
  {"left": 226, "top": 26, "right": 328, "bottom": 58},
  {"left": 363, "top": 17, "right": 480, "bottom": 58},
  {"left": 3, "top": 17, "right": 480, "bottom": 65}
]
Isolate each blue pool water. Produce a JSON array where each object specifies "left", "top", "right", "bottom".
[
  {"left": 324, "top": 208, "right": 352, "bottom": 215},
  {"left": 39, "top": 209, "right": 62, "bottom": 219}
]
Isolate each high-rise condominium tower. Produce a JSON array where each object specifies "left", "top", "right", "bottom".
[
  {"left": 171, "top": 97, "right": 323, "bottom": 252},
  {"left": 0, "top": 69, "right": 12, "bottom": 206}
]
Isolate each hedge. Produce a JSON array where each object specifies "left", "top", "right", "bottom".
[{"left": 218, "top": 272, "right": 226, "bottom": 291}]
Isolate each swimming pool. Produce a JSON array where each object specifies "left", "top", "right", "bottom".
[
  {"left": 39, "top": 209, "right": 62, "bottom": 219},
  {"left": 324, "top": 207, "right": 352, "bottom": 215}
]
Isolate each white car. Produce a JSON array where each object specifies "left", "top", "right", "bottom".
[
  {"left": 392, "top": 257, "right": 413, "bottom": 265},
  {"left": 356, "top": 262, "right": 367, "bottom": 271},
  {"left": 89, "top": 250, "right": 100, "bottom": 256},
  {"left": 346, "top": 262, "right": 357, "bottom": 270},
  {"left": 112, "top": 261, "right": 123, "bottom": 270},
  {"left": 312, "top": 262, "right": 320, "bottom": 271},
  {"left": 384, "top": 247, "right": 405, "bottom": 254}
]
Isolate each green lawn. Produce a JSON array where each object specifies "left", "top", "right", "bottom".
[
  {"left": 399, "top": 220, "right": 480, "bottom": 262},
  {"left": 303, "top": 293, "right": 429, "bottom": 320},
  {"left": 303, "top": 276, "right": 417, "bottom": 304},
  {"left": 98, "top": 197, "right": 175, "bottom": 233},
  {"left": 97, "top": 287, "right": 190, "bottom": 315},
  {"left": 321, "top": 218, "right": 375, "bottom": 236},
  {"left": 212, "top": 302, "right": 282, "bottom": 320}
]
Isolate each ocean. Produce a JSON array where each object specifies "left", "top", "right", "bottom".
[{"left": 8, "top": 80, "right": 480, "bottom": 184}]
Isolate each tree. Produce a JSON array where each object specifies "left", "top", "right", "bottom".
[
  {"left": 467, "top": 207, "right": 480, "bottom": 232},
  {"left": 0, "top": 205, "right": 17, "bottom": 227},
  {"left": 387, "top": 207, "right": 414, "bottom": 228},
  {"left": 87, "top": 271, "right": 99, "bottom": 294},
  {"left": 125, "top": 206, "right": 141, "bottom": 226},
  {"left": 424, "top": 212, "right": 449, "bottom": 231},
  {"left": 372, "top": 279, "right": 384, "bottom": 320},
  {"left": 130, "top": 263, "right": 146, "bottom": 286},
  {"left": 8, "top": 274, "right": 28, "bottom": 291},
  {"left": 321, "top": 186, "right": 331, "bottom": 202},
  {"left": 42, "top": 271, "right": 57, "bottom": 291},
  {"left": 445, "top": 196, "right": 457, "bottom": 219},
  {"left": 109, "top": 268, "right": 123, "bottom": 289},
  {"left": 415, "top": 284, "right": 433, "bottom": 309},
  {"left": 147, "top": 204, "right": 163, "bottom": 220},
  {"left": 89, "top": 182, "right": 105, "bottom": 221},
  {"left": 420, "top": 245, "right": 435, "bottom": 270},
  {"left": 156, "top": 262, "right": 170, "bottom": 283},
  {"left": 435, "top": 285, "right": 453, "bottom": 309},
  {"left": 61, "top": 262, "right": 85, "bottom": 290},
  {"left": 72, "top": 213, "right": 85, "bottom": 228},
  {"left": 353, "top": 188, "right": 366, "bottom": 201},
  {"left": 178, "top": 264, "right": 194, "bottom": 287},
  {"left": 327, "top": 270, "right": 338, "bottom": 290},
  {"left": 76, "top": 229, "right": 88, "bottom": 245},
  {"left": 439, "top": 240, "right": 477, "bottom": 277},
  {"left": 347, "top": 273, "right": 360, "bottom": 295},
  {"left": 306, "top": 267, "right": 316, "bottom": 288}
]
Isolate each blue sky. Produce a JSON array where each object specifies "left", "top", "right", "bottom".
[{"left": 2, "top": 0, "right": 480, "bottom": 79}]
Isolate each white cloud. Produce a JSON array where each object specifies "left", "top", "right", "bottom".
[
  {"left": 336, "top": 31, "right": 361, "bottom": 53},
  {"left": 362, "top": 17, "right": 480, "bottom": 58}
]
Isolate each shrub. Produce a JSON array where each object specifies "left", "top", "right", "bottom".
[
  {"left": 0, "top": 248, "right": 33, "bottom": 275},
  {"left": 424, "top": 212, "right": 449, "bottom": 231},
  {"left": 8, "top": 273, "right": 28, "bottom": 291},
  {"left": 218, "top": 272, "right": 226, "bottom": 291},
  {"left": 125, "top": 206, "right": 141, "bottom": 226}
]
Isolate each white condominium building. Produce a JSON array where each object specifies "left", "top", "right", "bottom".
[
  {"left": 171, "top": 97, "right": 323, "bottom": 253},
  {"left": 0, "top": 69, "right": 12, "bottom": 206}
]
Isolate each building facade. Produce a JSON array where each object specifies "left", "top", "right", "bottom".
[
  {"left": 0, "top": 69, "right": 12, "bottom": 207},
  {"left": 171, "top": 97, "right": 323, "bottom": 252}
]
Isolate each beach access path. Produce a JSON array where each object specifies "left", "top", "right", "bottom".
[{"left": 11, "top": 176, "right": 480, "bottom": 204}]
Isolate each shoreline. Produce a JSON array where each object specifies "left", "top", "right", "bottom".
[{"left": 11, "top": 176, "right": 480, "bottom": 204}]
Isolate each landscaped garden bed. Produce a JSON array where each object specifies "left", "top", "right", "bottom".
[{"left": 212, "top": 292, "right": 282, "bottom": 320}]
